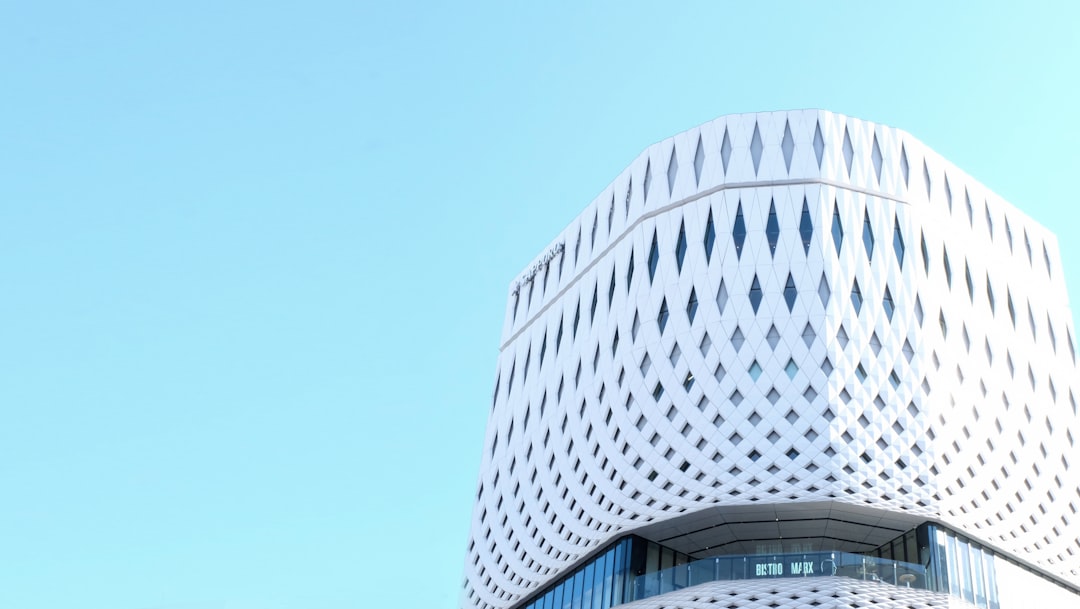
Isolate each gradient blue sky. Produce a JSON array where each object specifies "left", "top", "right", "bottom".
[{"left": 2, "top": 2, "right": 1079, "bottom": 608}]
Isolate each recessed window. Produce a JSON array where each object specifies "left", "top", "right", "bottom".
[
  {"left": 862, "top": 210, "right": 874, "bottom": 261},
  {"left": 784, "top": 274, "right": 797, "bottom": 311},
  {"left": 851, "top": 280, "right": 863, "bottom": 313},
  {"left": 704, "top": 210, "right": 716, "bottom": 260},
  {"left": 893, "top": 217, "right": 904, "bottom": 269},
  {"left": 831, "top": 201, "right": 843, "bottom": 256},
  {"left": 647, "top": 231, "right": 659, "bottom": 282},
  {"left": 733, "top": 202, "right": 746, "bottom": 259},
  {"left": 766, "top": 199, "right": 780, "bottom": 257},
  {"left": 943, "top": 248, "right": 952, "bottom": 287},
  {"left": 626, "top": 250, "right": 635, "bottom": 291},
  {"left": 657, "top": 298, "right": 669, "bottom": 333},
  {"left": 675, "top": 221, "right": 687, "bottom": 272},
  {"left": 749, "top": 360, "right": 762, "bottom": 381},
  {"left": 883, "top": 287, "right": 895, "bottom": 320},
  {"left": 799, "top": 197, "right": 813, "bottom": 254},
  {"left": 686, "top": 288, "right": 699, "bottom": 323},
  {"left": 749, "top": 275, "right": 763, "bottom": 313},
  {"left": 785, "top": 359, "right": 798, "bottom": 379}
]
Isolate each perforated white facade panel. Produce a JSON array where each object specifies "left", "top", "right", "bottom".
[{"left": 462, "top": 110, "right": 1080, "bottom": 609}]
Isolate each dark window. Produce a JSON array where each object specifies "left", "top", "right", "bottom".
[
  {"left": 831, "top": 202, "right": 843, "bottom": 255},
  {"left": 675, "top": 221, "right": 687, "bottom": 272},
  {"left": 704, "top": 210, "right": 716, "bottom": 260},
  {"left": 766, "top": 199, "right": 780, "bottom": 257},
  {"left": 687, "top": 288, "right": 699, "bottom": 323},
  {"left": 893, "top": 217, "right": 905, "bottom": 269},
  {"left": 648, "top": 231, "right": 659, "bottom": 282},
  {"left": 657, "top": 299, "right": 669, "bottom": 333},
  {"left": 851, "top": 280, "right": 863, "bottom": 313},
  {"left": 749, "top": 275, "right": 763, "bottom": 313},
  {"left": 799, "top": 197, "right": 813, "bottom": 253},
  {"left": 883, "top": 287, "right": 895, "bottom": 320},
  {"left": 626, "top": 251, "right": 634, "bottom": 291},
  {"left": 862, "top": 209, "right": 874, "bottom": 261},
  {"left": 784, "top": 274, "right": 797, "bottom": 311},
  {"left": 733, "top": 202, "right": 746, "bottom": 259}
]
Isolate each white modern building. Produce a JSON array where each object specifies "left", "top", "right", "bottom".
[{"left": 462, "top": 110, "right": 1080, "bottom": 609}]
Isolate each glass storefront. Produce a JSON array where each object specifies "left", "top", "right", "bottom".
[{"left": 516, "top": 522, "right": 1004, "bottom": 609}]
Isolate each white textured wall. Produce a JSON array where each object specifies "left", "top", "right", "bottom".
[{"left": 462, "top": 110, "right": 1080, "bottom": 609}]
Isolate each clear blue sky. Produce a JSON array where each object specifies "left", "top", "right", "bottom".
[{"left": 2, "top": 2, "right": 1078, "bottom": 608}]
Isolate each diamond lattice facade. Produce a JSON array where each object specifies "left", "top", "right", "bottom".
[{"left": 462, "top": 110, "right": 1080, "bottom": 609}]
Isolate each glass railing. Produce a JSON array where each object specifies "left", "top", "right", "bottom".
[{"left": 629, "top": 551, "right": 927, "bottom": 601}]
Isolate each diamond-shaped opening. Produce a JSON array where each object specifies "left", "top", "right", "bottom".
[
  {"left": 686, "top": 288, "right": 698, "bottom": 323},
  {"left": 749, "top": 275, "right": 763, "bottom": 313},
  {"left": 730, "top": 389, "right": 744, "bottom": 405},
  {"left": 818, "top": 274, "right": 831, "bottom": 306},
  {"left": 766, "top": 199, "right": 780, "bottom": 257},
  {"left": 785, "top": 409, "right": 799, "bottom": 424},
  {"left": 784, "top": 274, "right": 797, "bottom": 311},
  {"left": 893, "top": 216, "right": 905, "bottom": 269},
  {"left": 631, "top": 310, "right": 640, "bottom": 339},
  {"left": 943, "top": 247, "right": 952, "bottom": 286},
  {"left": 870, "top": 333, "right": 881, "bottom": 355},
  {"left": 799, "top": 197, "right": 813, "bottom": 253},
  {"left": 890, "top": 371, "right": 901, "bottom": 388},
  {"left": 652, "top": 382, "right": 664, "bottom": 401},
  {"left": 643, "top": 159, "right": 652, "bottom": 202},
  {"left": 704, "top": 210, "right": 716, "bottom": 261},
  {"left": 862, "top": 209, "right": 874, "bottom": 260},
  {"left": 851, "top": 280, "right": 863, "bottom": 313},
  {"left": 716, "top": 279, "right": 728, "bottom": 314},
  {"left": 804, "top": 385, "right": 818, "bottom": 402},
  {"left": 813, "top": 121, "right": 825, "bottom": 169},
  {"left": 669, "top": 343, "right": 681, "bottom": 366},
  {"left": 676, "top": 221, "right": 687, "bottom": 272},
  {"left": 750, "top": 123, "right": 764, "bottom": 175},
  {"left": 831, "top": 201, "right": 843, "bottom": 255},
  {"left": 683, "top": 371, "right": 695, "bottom": 392},
  {"left": 923, "top": 161, "right": 932, "bottom": 198},
  {"left": 767, "top": 389, "right": 781, "bottom": 405},
  {"left": 871, "top": 134, "right": 883, "bottom": 183},
  {"left": 607, "top": 271, "right": 616, "bottom": 305},
  {"left": 625, "top": 250, "right": 635, "bottom": 291},
  {"left": 657, "top": 298, "right": 669, "bottom": 333},
  {"left": 714, "top": 363, "right": 726, "bottom": 382},
  {"left": 733, "top": 202, "right": 746, "bottom": 259},
  {"left": 643, "top": 233, "right": 661, "bottom": 286},
  {"left": 749, "top": 360, "right": 763, "bottom": 381},
  {"left": 625, "top": 177, "right": 632, "bottom": 213},
  {"left": 802, "top": 323, "right": 816, "bottom": 347},
  {"left": 781, "top": 120, "right": 795, "bottom": 173},
  {"left": 787, "top": 448, "right": 800, "bottom": 460},
  {"left": 640, "top": 353, "right": 651, "bottom": 375},
  {"left": 699, "top": 332, "right": 712, "bottom": 356},
  {"left": 900, "top": 144, "right": 910, "bottom": 186},
  {"left": 693, "top": 135, "right": 705, "bottom": 186},
  {"left": 965, "top": 189, "right": 973, "bottom": 225},
  {"left": 731, "top": 326, "right": 745, "bottom": 351},
  {"left": 883, "top": 287, "right": 895, "bottom": 320},
  {"left": 972, "top": 260, "right": 980, "bottom": 300},
  {"left": 720, "top": 127, "right": 732, "bottom": 174},
  {"left": 766, "top": 325, "right": 780, "bottom": 350},
  {"left": 903, "top": 339, "right": 914, "bottom": 362},
  {"left": 842, "top": 127, "right": 854, "bottom": 176},
  {"left": 785, "top": 359, "right": 798, "bottom": 379},
  {"left": 836, "top": 326, "right": 849, "bottom": 348},
  {"left": 944, "top": 174, "right": 953, "bottom": 210},
  {"left": 748, "top": 410, "right": 762, "bottom": 425},
  {"left": 748, "top": 449, "right": 761, "bottom": 461},
  {"left": 667, "top": 147, "right": 679, "bottom": 195},
  {"left": 608, "top": 196, "right": 614, "bottom": 231}
]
